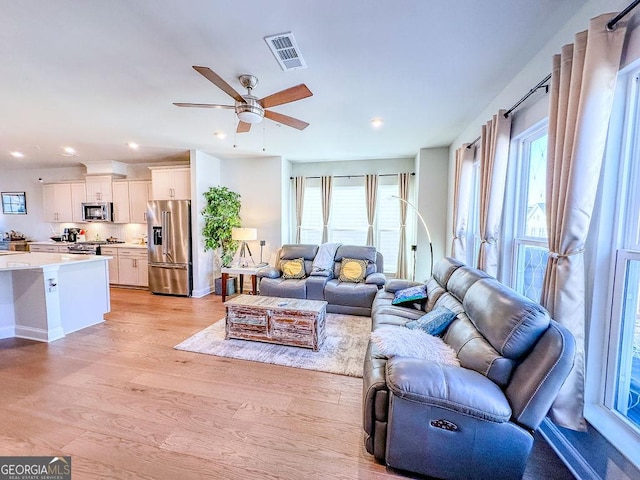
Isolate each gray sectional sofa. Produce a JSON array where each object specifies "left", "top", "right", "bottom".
[
  {"left": 256, "top": 244, "right": 385, "bottom": 316},
  {"left": 363, "top": 257, "right": 576, "bottom": 480}
]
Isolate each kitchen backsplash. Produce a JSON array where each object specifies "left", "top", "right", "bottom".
[{"left": 54, "top": 222, "right": 148, "bottom": 244}]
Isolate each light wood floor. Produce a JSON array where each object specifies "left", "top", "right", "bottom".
[{"left": 0, "top": 288, "right": 573, "bottom": 479}]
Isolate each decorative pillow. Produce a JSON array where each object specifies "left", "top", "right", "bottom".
[
  {"left": 281, "top": 258, "right": 306, "bottom": 279},
  {"left": 405, "top": 306, "right": 457, "bottom": 336},
  {"left": 339, "top": 258, "right": 368, "bottom": 283},
  {"left": 370, "top": 326, "right": 459, "bottom": 366},
  {"left": 391, "top": 284, "right": 427, "bottom": 306}
]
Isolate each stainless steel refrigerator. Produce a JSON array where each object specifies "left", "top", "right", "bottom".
[{"left": 147, "top": 200, "right": 192, "bottom": 296}]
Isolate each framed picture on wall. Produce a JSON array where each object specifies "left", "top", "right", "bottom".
[{"left": 1, "top": 192, "right": 27, "bottom": 214}]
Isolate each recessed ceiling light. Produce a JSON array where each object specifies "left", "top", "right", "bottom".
[
  {"left": 61, "top": 146, "right": 77, "bottom": 156},
  {"left": 371, "top": 118, "right": 384, "bottom": 128},
  {"left": 214, "top": 132, "right": 227, "bottom": 140},
  {"left": 127, "top": 142, "right": 139, "bottom": 150},
  {"left": 10, "top": 151, "right": 24, "bottom": 158}
]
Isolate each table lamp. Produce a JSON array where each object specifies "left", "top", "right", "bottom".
[{"left": 232, "top": 227, "right": 257, "bottom": 267}]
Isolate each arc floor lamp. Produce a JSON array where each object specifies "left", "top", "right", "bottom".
[{"left": 392, "top": 196, "right": 433, "bottom": 278}]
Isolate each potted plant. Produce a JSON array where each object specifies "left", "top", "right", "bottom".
[{"left": 201, "top": 186, "right": 242, "bottom": 267}]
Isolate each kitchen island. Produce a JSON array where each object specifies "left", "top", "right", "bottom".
[{"left": 0, "top": 252, "right": 111, "bottom": 342}]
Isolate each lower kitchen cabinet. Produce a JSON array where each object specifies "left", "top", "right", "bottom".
[
  {"left": 117, "top": 248, "right": 148, "bottom": 287},
  {"left": 101, "top": 247, "right": 120, "bottom": 284}
]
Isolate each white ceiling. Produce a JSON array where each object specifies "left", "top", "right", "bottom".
[{"left": 0, "top": 0, "right": 587, "bottom": 170}]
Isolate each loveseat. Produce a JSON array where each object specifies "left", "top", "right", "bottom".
[
  {"left": 363, "top": 257, "right": 576, "bottom": 480},
  {"left": 256, "top": 243, "right": 385, "bottom": 316}
]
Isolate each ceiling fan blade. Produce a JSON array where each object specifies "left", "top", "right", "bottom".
[
  {"left": 192, "top": 66, "right": 246, "bottom": 103},
  {"left": 237, "top": 121, "right": 252, "bottom": 133},
  {"left": 264, "top": 110, "right": 310, "bottom": 130},
  {"left": 259, "top": 84, "right": 313, "bottom": 108},
  {"left": 173, "top": 102, "right": 234, "bottom": 109}
]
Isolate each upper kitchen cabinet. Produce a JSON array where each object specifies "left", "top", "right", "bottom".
[
  {"left": 112, "top": 181, "right": 131, "bottom": 224},
  {"left": 128, "top": 180, "right": 151, "bottom": 223},
  {"left": 70, "top": 182, "right": 86, "bottom": 223},
  {"left": 150, "top": 167, "right": 190, "bottom": 200},
  {"left": 85, "top": 175, "right": 113, "bottom": 202},
  {"left": 42, "top": 183, "right": 73, "bottom": 222}
]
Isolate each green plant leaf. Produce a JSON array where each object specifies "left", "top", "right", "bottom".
[{"left": 201, "top": 186, "right": 242, "bottom": 266}]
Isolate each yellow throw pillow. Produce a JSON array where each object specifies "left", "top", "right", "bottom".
[
  {"left": 281, "top": 257, "right": 306, "bottom": 279},
  {"left": 339, "top": 258, "right": 368, "bottom": 283}
]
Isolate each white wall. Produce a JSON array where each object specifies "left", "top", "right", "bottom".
[
  {"left": 221, "top": 155, "right": 285, "bottom": 267},
  {"left": 189, "top": 150, "right": 221, "bottom": 297},
  {"left": 415, "top": 147, "right": 449, "bottom": 282}
]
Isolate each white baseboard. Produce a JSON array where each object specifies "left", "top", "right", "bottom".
[
  {"left": 14, "top": 325, "right": 65, "bottom": 342},
  {"left": 539, "top": 418, "right": 600, "bottom": 480},
  {"left": 191, "top": 286, "right": 213, "bottom": 298}
]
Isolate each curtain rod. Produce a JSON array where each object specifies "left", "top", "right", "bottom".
[
  {"left": 290, "top": 172, "right": 414, "bottom": 180},
  {"left": 607, "top": 0, "right": 640, "bottom": 30},
  {"left": 466, "top": 73, "right": 551, "bottom": 149}
]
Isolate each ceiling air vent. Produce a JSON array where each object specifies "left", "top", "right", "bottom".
[{"left": 264, "top": 32, "right": 307, "bottom": 71}]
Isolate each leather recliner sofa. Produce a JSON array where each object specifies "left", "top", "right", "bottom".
[
  {"left": 257, "top": 244, "right": 385, "bottom": 316},
  {"left": 363, "top": 257, "right": 576, "bottom": 480}
]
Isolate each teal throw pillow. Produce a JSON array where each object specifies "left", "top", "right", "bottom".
[
  {"left": 405, "top": 306, "right": 456, "bottom": 336},
  {"left": 391, "top": 285, "right": 427, "bottom": 306}
]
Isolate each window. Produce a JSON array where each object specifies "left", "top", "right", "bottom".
[
  {"left": 297, "top": 176, "right": 402, "bottom": 274},
  {"left": 602, "top": 67, "right": 640, "bottom": 438},
  {"left": 510, "top": 124, "right": 549, "bottom": 302}
]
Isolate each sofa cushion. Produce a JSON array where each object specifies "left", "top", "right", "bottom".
[
  {"left": 324, "top": 279, "right": 379, "bottom": 308},
  {"left": 339, "top": 258, "right": 368, "bottom": 283},
  {"left": 391, "top": 285, "right": 427, "bottom": 306},
  {"left": 447, "top": 266, "right": 492, "bottom": 303},
  {"left": 405, "top": 306, "right": 456, "bottom": 336},
  {"left": 433, "top": 256, "right": 465, "bottom": 288},
  {"left": 386, "top": 357, "right": 512, "bottom": 423},
  {"left": 371, "top": 326, "right": 459, "bottom": 366},
  {"left": 463, "top": 278, "right": 550, "bottom": 359},
  {"left": 281, "top": 258, "right": 306, "bottom": 279},
  {"left": 258, "top": 277, "right": 307, "bottom": 299}
]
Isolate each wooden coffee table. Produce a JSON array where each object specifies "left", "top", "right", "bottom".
[{"left": 224, "top": 295, "right": 327, "bottom": 351}]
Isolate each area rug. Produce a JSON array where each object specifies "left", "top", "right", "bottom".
[{"left": 174, "top": 313, "right": 371, "bottom": 377}]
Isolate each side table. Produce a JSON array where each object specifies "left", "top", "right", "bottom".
[{"left": 220, "top": 265, "right": 261, "bottom": 302}]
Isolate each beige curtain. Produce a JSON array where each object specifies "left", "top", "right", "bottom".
[
  {"left": 294, "top": 176, "right": 306, "bottom": 243},
  {"left": 365, "top": 174, "right": 378, "bottom": 246},
  {"left": 396, "top": 173, "right": 410, "bottom": 278},
  {"left": 542, "top": 13, "right": 627, "bottom": 431},
  {"left": 451, "top": 144, "right": 474, "bottom": 262},
  {"left": 477, "top": 110, "right": 512, "bottom": 276},
  {"left": 321, "top": 176, "right": 332, "bottom": 243}
]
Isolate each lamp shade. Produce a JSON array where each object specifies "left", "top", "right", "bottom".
[{"left": 231, "top": 227, "right": 257, "bottom": 241}]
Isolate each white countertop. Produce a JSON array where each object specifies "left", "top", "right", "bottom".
[
  {"left": 0, "top": 252, "right": 110, "bottom": 270},
  {"left": 29, "top": 241, "right": 147, "bottom": 249}
]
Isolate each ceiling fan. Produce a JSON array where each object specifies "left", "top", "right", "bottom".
[{"left": 174, "top": 66, "right": 313, "bottom": 133}]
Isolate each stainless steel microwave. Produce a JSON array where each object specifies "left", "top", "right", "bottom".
[{"left": 81, "top": 202, "right": 113, "bottom": 222}]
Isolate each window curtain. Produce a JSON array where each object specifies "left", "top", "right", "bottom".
[
  {"left": 365, "top": 174, "right": 378, "bottom": 246},
  {"left": 477, "top": 110, "right": 512, "bottom": 276},
  {"left": 396, "top": 173, "right": 410, "bottom": 278},
  {"left": 451, "top": 144, "right": 474, "bottom": 262},
  {"left": 294, "top": 176, "right": 305, "bottom": 243},
  {"left": 321, "top": 176, "right": 332, "bottom": 243},
  {"left": 542, "top": 13, "right": 627, "bottom": 431}
]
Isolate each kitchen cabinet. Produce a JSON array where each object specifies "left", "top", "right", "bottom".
[
  {"left": 101, "top": 246, "right": 120, "bottom": 284},
  {"left": 70, "top": 182, "right": 86, "bottom": 223},
  {"left": 117, "top": 248, "right": 148, "bottom": 287},
  {"left": 29, "top": 243, "right": 69, "bottom": 253},
  {"left": 151, "top": 167, "right": 190, "bottom": 200},
  {"left": 85, "top": 175, "right": 113, "bottom": 202},
  {"left": 128, "top": 180, "right": 151, "bottom": 224},
  {"left": 112, "top": 181, "right": 131, "bottom": 224},
  {"left": 42, "top": 183, "right": 73, "bottom": 222}
]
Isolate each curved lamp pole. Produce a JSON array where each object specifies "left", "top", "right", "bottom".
[{"left": 392, "top": 195, "right": 433, "bottom": 277}]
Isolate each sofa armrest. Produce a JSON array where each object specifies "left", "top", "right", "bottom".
[
  {"left": 385, "top": 279, "right": 422, "bottom": 293},
  {"left": 386, "top": 357, "right": 511, "bottom": 423},
  {"left": 256, "top": 266, "right": 281, "bottom": 279},
  {"left": 365, "top": 272, "right": 386, "bottom": 287}
]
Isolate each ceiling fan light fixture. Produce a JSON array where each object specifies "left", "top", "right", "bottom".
[
  {"left": 235, "top": 96, "right": 264, "bottom": 124},
  {"left": 371, "top": 118, "right": 384, "bottom": 128}
]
